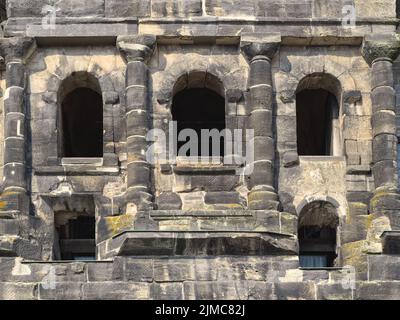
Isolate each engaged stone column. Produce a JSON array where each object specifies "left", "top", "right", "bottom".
[
  {"left": 362, "top": 33, "right": 400, "bottom": 224},
  {"left": 117, "top": 35, "right": 156, "bottom": 211},
  {"left": 241, "top": 33, "right": 281, "bottom": 210},
  {"left": 0, "top": 37, "right": 36, "bottom": 217}
]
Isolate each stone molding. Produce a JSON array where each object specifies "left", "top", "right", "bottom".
[
  {"left": 361, "top": 33, "right": 400, "bottom": 65},
  {"left": 240, "top": 33, "right": 281, "bottom": 62},
  {"left": 117, "top": 35, "right": 156, "bottom": 63},
  {"left": 0, "top": 37, "right": 36, "bottom": 64}
]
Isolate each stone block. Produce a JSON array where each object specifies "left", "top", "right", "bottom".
[
  {"left": 87, "top": 262, "right": 123, "bottom": 282},
  {"left": 371, "top": 160, "right": 397, "bottom": 188},
  {"left": 275, "top": 282, "right": 316, "bottom": 300},
  {"left": 372, "top": 134, "right": 397, "bottom": 163},
  {"left": 369, "top": 255, "right": 400, "bottom": 281},
  {"left": 153, "top": 258, "right": 195, "bottom": 282},
  {"left": 204, "top": 191, "right": 246, "bottom": 207},
  {"left": 82, "top": 282, "right": 151, "bottom": 300},
  {"left": 152, "top": 282, "right": 184, "bottom": 300},
  {"left": 124, "top": 258, "right": 154, "bottom": 282},
  {"left": 248, "top": 109, "right": 273, "bottom": 136},
  {"left": 283, "top": 151, "right": 299, "bottom": 168},
  {"left": 356, "top": 281, "right": 400, "bottom": 300},
  {"left": 341, "top": 215, "right": 368, "bottom": 244},
  {"left": 316, "top": 283, "right": 353, "bottom": 300},
  {"left": 372, "top": 60, "right": 394, "bottom": 89},
  {"left": 371, "top": 86, "right": 396, "bottom": 112},
  {"left": 151, "top": 0, "right": 202, "bottom": 18},
  {"left": 155, "top": 192, "right": 182, "bottom": 210},
  {"left": 105, "top": 0, "right": 150, "bottom": 17},
  {"left": 39, "top": 282, "right": 83, "bottom": 300},
  {"left": 184, "top": 281, "right": 273, "bottom": 300}
]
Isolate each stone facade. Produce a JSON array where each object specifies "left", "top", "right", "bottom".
[{"left": 0, "top": 0, "right": 400, "bottom": 300}]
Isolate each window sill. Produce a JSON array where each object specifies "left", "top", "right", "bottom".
[
  {"left": 299, "top": 267, "right": 343, "bottom": 271},
  {"left": 160, "top": 163, "right": 242, "bottom": 175},
  {"left": 35, "top": 165, "right": 119, "bottom": 176},
  {"left": 299, "top": 156, "right": 346, "bottom": 161},
  {"left": 158, "top": 156, "right": 244, "bottom": 175},
  {"left": 35, "top": 157, "right": 120, "bottom": 176},
  {"left": 61, "top": 157, "right": 103, "bottom": 166}
]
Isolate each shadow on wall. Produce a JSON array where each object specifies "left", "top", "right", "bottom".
[
  {"left": 398, "top": 0, "right": 400, "bottom": 19},
  {"left": 0, "top": 0, "right": 5, "bottom": 23}
]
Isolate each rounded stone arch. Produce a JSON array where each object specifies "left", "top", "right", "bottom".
[
  {"left": 282, "top": 66, "right": 358, "bottom": 102},
  {"left": 294, "top": 72, "right": 345, "bottom": 156},
  {"left": 156, "top": 59, "right": 244, "bottom": 106},
  {"left": 58, "top": 71, "right": 102, "bottom": 102},
  {"left": 296, "top": 196, "right": 343, "bottom": 267},
  {"left": 57, "top": 61, "right": 119, "bottom": 94},
  {"left": 169, "top": 70, "right": 227, "bottom": 158},
  {"left": 57, "top": 71, "right": 104, "bottom": 158},
  {"left": 172, "top": 70, "right": 225, "bottom": 98},
  {"left": 297, "top": 197, "right": 340, "bottom": 228},
  {"left": 296, "top": 72, "right": 342, "bottom": 101},
  {"left": 296, "top": 195, "right": 346, "bottom": 219}
]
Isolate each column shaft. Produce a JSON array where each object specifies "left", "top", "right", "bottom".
[
  {"left": 371, "top": 58, "right": 397, "bottom": 189},
  {"left": 117, "top": 35, "right": 156, "bottom": 212},
  {"left": 241, "top": 34, "right": 281, "bottom": 210},
  {"left": 3, "top": 60, "right": 26, "bottom": 191},
  {"left": 0, "top": 37, "right": 36, "bottom": 220},
  {"left": 362, "top": 33, "right": 400, "bottom": 226}
]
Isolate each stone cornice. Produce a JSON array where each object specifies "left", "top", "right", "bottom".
[
  {"left": 240, "top": 33, "right": 281, "bottom": 62},
  {"left": 117, "top": 35, "right": 156, "bottom": 63},
  {"left": 362, "top": 33, "right": 400, "bottom": 65}
]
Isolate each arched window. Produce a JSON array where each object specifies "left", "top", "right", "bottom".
[
  {"left": 298, "top": 200, "right": 339, "bottom": 268},
  {"left": 59, "top": 72, "right": 103, "bottom": 158},
  {"left": 296, "top": 73, "right": 341, "bottom": 156},
  {"left": 171, "top": 72, "right": 226, "bottom": 159}
]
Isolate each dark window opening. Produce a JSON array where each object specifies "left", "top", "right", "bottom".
[
  {"left": 54, "top": 213, "right": 95, "bottom": 261},
  {"left": 296, "top": 89, "right": 339, "bottom": 156},
  {"left": 397, "top": 0, "right": 400, "bottom": 19},
  {"left": 172, "top": 88, "right": 226, "bottom": 158},
  {"left": 299, "top": 226, "right": 337, "bottom": 268},
  {"left": 61, "top": 87, "right": 103, "bottom": 158},
  {"left": 0, "top": 0, "right": 6, "bottom": 23},
  {"left": 298, "top": 201, "right": 338, "bottom": 268}
]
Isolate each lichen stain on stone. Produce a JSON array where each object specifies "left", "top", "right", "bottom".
[{"left": 104, "top": 214, "right": 135, "bottom": 236}]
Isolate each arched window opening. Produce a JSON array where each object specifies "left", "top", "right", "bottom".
[
  {"left": 59, "top": 72, "right": 103, "bottom": 158},
  {"left": 171, "top": 72, "right": 226, "bottom": 159},
  {"left": 298, "top": 201, "right": 339, "bottom": 268},
  {"left": 296, "top": 74, "right": 341, "bottom": 156}
]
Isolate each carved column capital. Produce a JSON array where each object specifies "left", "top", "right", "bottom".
[
  {"left": 362, "top": 33, "right": 400, "bottom": 65},
  {"left": 117, "top": 35, "right": 157, "bottom": 63},
  {"left": 240, "top": 33, "right": 281, "bottom": 62},
  {"left": 0, "top": 37, "right": 36, "bottom": 64}
]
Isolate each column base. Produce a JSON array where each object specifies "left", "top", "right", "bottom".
[
  {"left": 370, "top": 188, "right": 400, "bottom": 229},
  {"left": 248, "top": 189, "right": 280, "bottom": 210},
  {"left": 125, "top": 188, "right": 154, "bottom": 212}
]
